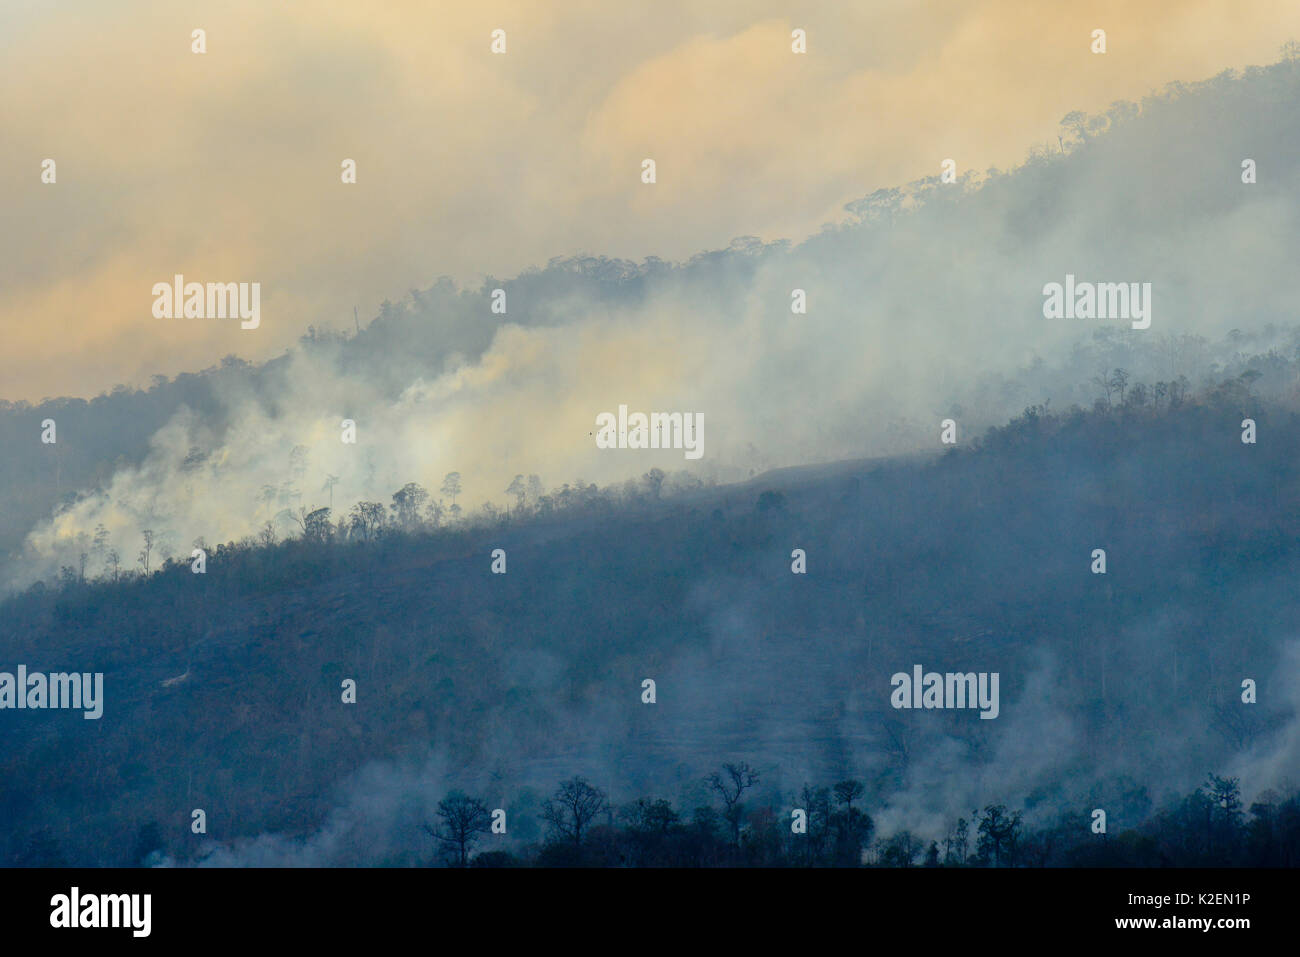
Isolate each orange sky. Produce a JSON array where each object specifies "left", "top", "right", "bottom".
[{"left": 4, "top": 0, "right": 1298, "bottom": 400}]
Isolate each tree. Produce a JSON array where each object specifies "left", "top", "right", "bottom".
[
  {"left": 542, "top": 777, "right": 608, "bottom": 849},
  {"left": 977, "top": 804, "right": 1023, "bottom": 867},
  {"left": 304, "top": 507, "right": 333, "bottom": 544},
  {"left": 707, "top": 762, "right": 760, "bottom": 847},
  {"left": 258, "top": 484, "right": 279, "bottom": 512},
  {"left": 945, "top": 816, "right": 970, "bottom": 865},
  {"left": 620, "top": 798, "right": 680, "bottom": 866},
  {"left": 1203, "top": 774, "right": 1244, "bottom": 857},
  {"left": 834, "top": 779, "right": 865, "bottom": 809},
  {"left": 1060, "top": 110, "right": 1089, "bottom": 146},
  {"left": 440, "top": 472, "right": 462, "bottom": 507},
  {"left": 91, "top": 523, "right": 110, "bottom": 566},
  {"left": 798, "top": 784, "right": 833, "bottom": 864},
  {"left": 622, "top": 798, "right": 679, "bottom": 835},
  {"left": 1092, "top": 369, "right": 1115, "bottom": 408},
  {"left": 424, "top": 498, "right": 445, "bottom": 528},
  {"left": 831, "top": 780, "right": 873, "bottom": 865},
  {"left": 106, "top": 548, "right": 121, "bottom": 582},
  {"left": 880, "top": 830, "right": 922, "bottom": 867},
  {"left": 391, "top": 483, "right": 429, "bottom": 529},
  {"left": 1204, "top": 775, "right": 1242, "bottom": 821},
  {"left": 425, "top": 792, "right": 492, "bottom": 867},
  {"left": 349, "top": 501, "right": 387, "bottom": 541},
  {"left": 1109, "top": 368, "right": 1130, "bottom": 405},
  {"left": 322, "top": 474, "right": 340, "bottom": 510},
  {"left": 137, "top": 529, "right": 155, "bottom": 575},
  {"left": 506, "top": 475, "right": 526, "bottom": 513}
]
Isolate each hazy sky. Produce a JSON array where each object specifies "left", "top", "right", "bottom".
[{"left": 4, "top": 0, "right": 1299, "bottom": 401}]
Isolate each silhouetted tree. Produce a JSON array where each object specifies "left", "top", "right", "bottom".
[
  {"left": 977, "top": 805, "right": 1023, "bottom": 867},
  {"left": 137, "top": 529, "right": 155, "bottom": 575},
  {"left": 426, "top": 792, "right": 492, "bottom": 867},
  {"left": 349, "top": 501, "right": 387, "bottom": 541},
  {"left": 542, "top": 777, "right": 608, "bottom": 850},
  {"left": 708, "top": 762, "right": 760, "bottom": 848},
  {"left": 304, "top": 507, "right": 333, "bottom": 544},
  {"left": 391, "top": 483, "right": 429, "bottom": 529}
]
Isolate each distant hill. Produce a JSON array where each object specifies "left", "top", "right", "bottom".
[{"left": 8, "top": 56, "right": 1300, "bottom": 582}]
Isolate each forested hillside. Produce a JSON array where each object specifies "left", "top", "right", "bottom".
[{"left": 2, "top": 365, "right": 1297, "bottom": 866}]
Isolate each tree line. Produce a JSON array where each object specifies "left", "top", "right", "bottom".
[{"left": 416, "top": 769, "right": 1300, "bottom": 868}]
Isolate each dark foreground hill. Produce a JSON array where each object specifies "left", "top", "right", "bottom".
[{"left": 1, "top": 377, "right": 1298, "bottom": 866}]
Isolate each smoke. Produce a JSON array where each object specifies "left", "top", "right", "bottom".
[
  {"left": 1228, "top": 639, "right": 1300, "bottom": 804},
  {"left": 12, "top": 62, "right": 1300, "bottom": 590},
  {"left": 160, "top": 753, "right": 459, "bottom": 867},
  {"left": 7, "top": 62, "right": 1300, "bottom": 865}
]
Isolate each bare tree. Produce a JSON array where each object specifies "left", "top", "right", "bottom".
[
  {"left": 1092, "top": 369, "right": 1115, "bottom": 408},
  {"left": 424, "top": 792, "right": 492, "bottom": 867},
  {"left": 542, "top": 777, "right": 608, "bottom": 849},
  {"left": 322, "top": 474, "right": 340, "bottom": 510},
  {"left": 707, "top": 762, "right": 760, "bottom": 847},
  {"left": 137, "top": 529, "right": 155, "bottom": 575},
  {"left": 349, "top": 501, "right": 387, "bottom": 541},
  {"left": 1109, "top": 368, "right": 1130, "bottom": 405}
]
